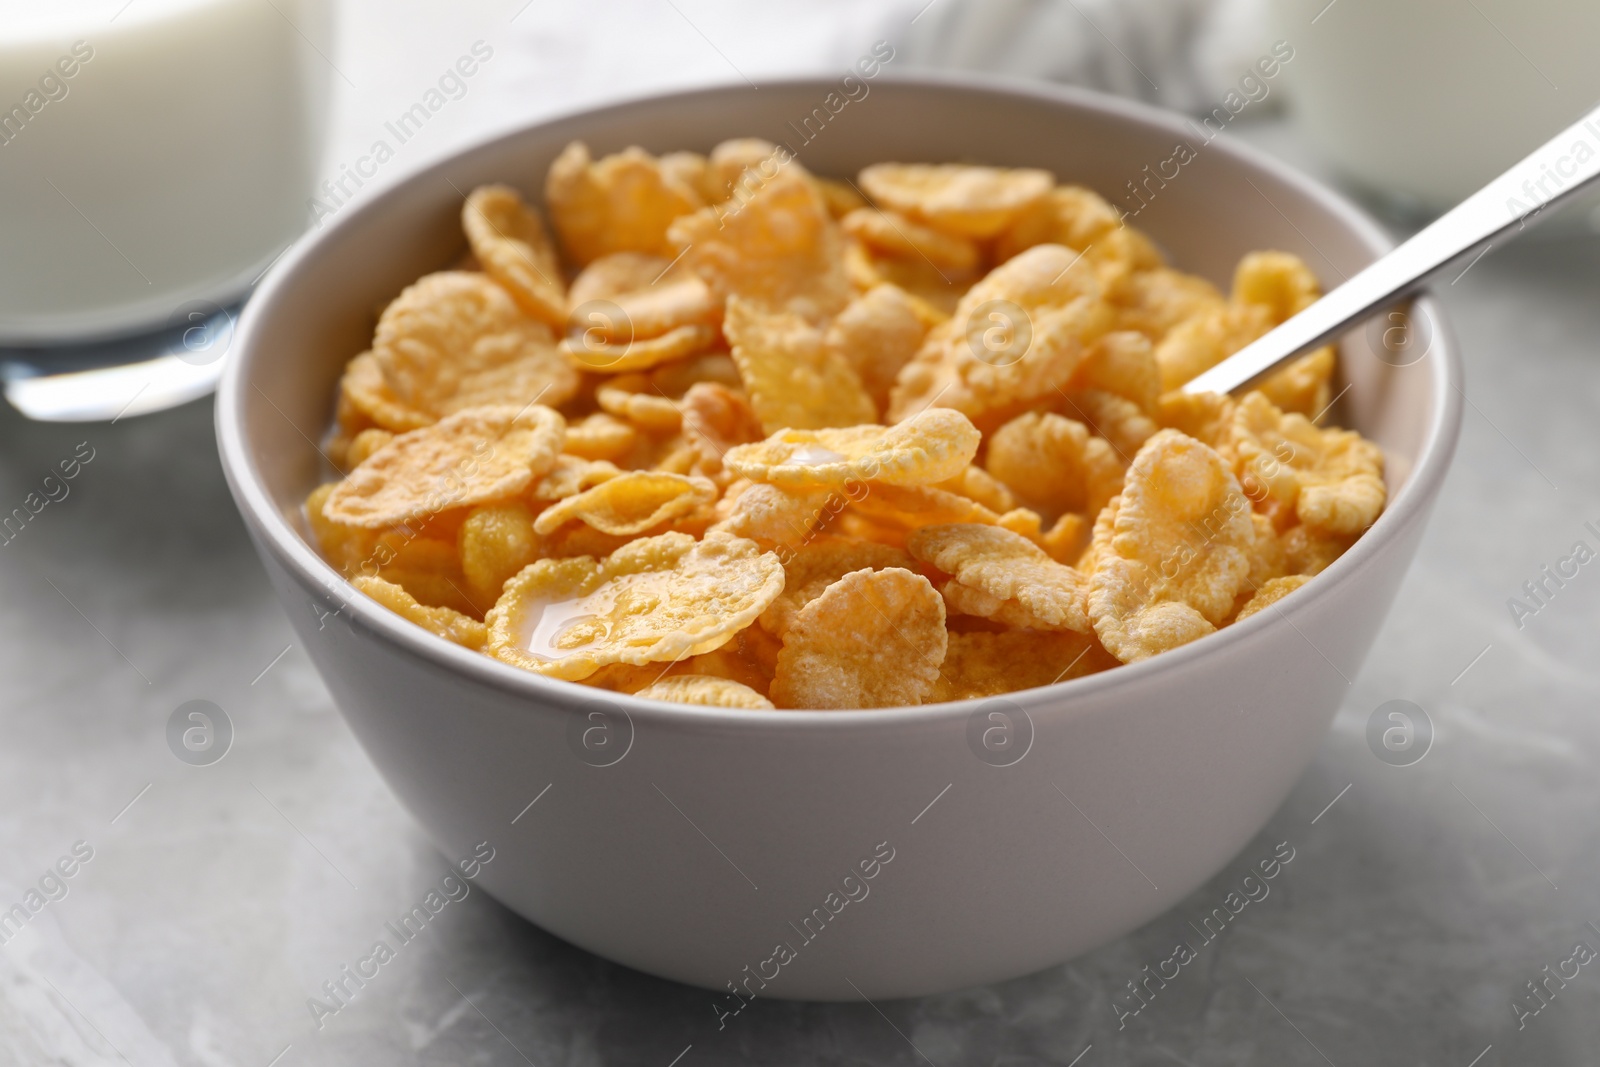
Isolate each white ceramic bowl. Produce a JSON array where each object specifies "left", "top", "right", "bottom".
[{"left": 216, "top": 75, "right": 1462, "bottom": 1001}]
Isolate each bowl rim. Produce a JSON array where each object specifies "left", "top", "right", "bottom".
[{"left": 217, "top": 70, "right": 1464, "bottom": 732}]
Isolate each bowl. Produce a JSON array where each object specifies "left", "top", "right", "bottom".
[{"left": 216, "top": 74, "right": 1462, "bottom": 1001}]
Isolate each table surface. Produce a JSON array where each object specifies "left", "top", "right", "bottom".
[{"left": 7, "top": 10, "right": 1600, "bottom": 1067}]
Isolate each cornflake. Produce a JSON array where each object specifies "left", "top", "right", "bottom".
[
  {"left": 532, "top": 471, "right": 716, "bottom": 536},
  {"left": 859, "top": 163, "right": 1053, "bottom": 237},
  {"left": 887, "top": 244, "right": 1109, "bottom": 427},
  {"left": 770, "top": 567, "right": 946, "bottom": 709},
  {"left": 324, "top": 405, "right": 564, "bottom": 528},
  {"left": 724, "top": 408, "right": 979, "bottom": 490},
  {"left": 1235, "top": 574, "right": 1311, "bottom": 622},
  {"left": 374, "top": 273, "right": 578, "bottom": 417},
  {"left": 355, "top": 575, "right": 487, "bottom": 650},
  {"left": 634, "top": 674, "right": 774, "bottom": 710},
  {"left": 758, "top": 537, "right": 914, "bottom": 636},
  {"left": 1232, "top": 391, "right": 1385, "bottom": 535},
  {"left": 462, "top": 185, "right": 567, "bottom": 327},
  {"left": 485, "top": 532, "right": 783, "bottom": 680},
  {"left": 305, "top": 138, "right": 1390, "bottom": 709},
  {"left": 669, "top": 167, "right": 852, "bottom": 322},
  {"left": 908, "top": 524, "right": 1091, "bottom": 633},
  {"left": 1088, "top": 429, "right": 1255, "bottom": 662},
  {"left": 724, "top": 296, "right": 876, "bottom": 433},
  {"left": 545, "top": 142, "right": 702, "bottom": 266},
  {"left": 932, "top": 630, "right": 1117, "bottom": 702}
]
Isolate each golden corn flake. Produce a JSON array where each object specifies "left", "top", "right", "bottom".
[
  {"left": 1257, "top": 346, "right": 1336, "bottom": 419},
  {"left": 660, "top": 150, "right": 717, "bottom": 204},
  {"left": 650, "top": 351, "right": 743, "bottom": 395},
  {"left": 1282, "top": 524, "right": 1356, "bottom": 576},
  {"left": 669, "top": 167, "right": 851, "bottom": 322},
  {"left": 887, "top": 244, "right": 1109, "bottom": 426},
  {"left": 1074, "top": 492, "right": 1120, "bottom": 579},
  {"left": 305, "top": 482, "right": 377, "bottom": 575},
  {"left": 707, "top": 139, "right": 854, "bottom": 227},
  {"left": 707, "top": 481, "right": 834, "bottom": 547},
  {"left": 935, "top": 464, "right": 1016, "bottom": 514},
  {"left": 680, "top": 382, "right": 765, "bottom": 478},
  {"left": 1071, "top": 330, "right": 1161, "bottom": 414},
  {"left": 596, "top": 375, "right": 683, "bottom": 434},
  {"left": 840, "top": 207, "right": 981, "bottom": 274},
  {"left": 374, "top": 272, "right": 579, "bottom": 417},
  {"left": 1231, "top": 251, "right": 1336, "bottom": 416},
  {"left": 931, "top": 630, "right": 1117, "bottom": 702},
  {"left": 566, "top": 275, "right": 718, "bottom": 346},
  {"left": 1155, "top": 301, "right": 1273, "bottom": 393},
  {"left": 1233, "top": 250, "right": 1320, "bottom": 320},
  {"left": 354, "top": 575, "right": 487, "bottom": 650},
  {"left": 724, "top": 296, "right": 877, "bottom": 433},
  {"left": 688, "top": 629, "right": 778, "bottom": 692},
  {"left": 340, "top": 351, "right": 433, "bottom": 433},
  {"left": 1038, "top": 511, "right": 1089, "bottom": 564},
  {"left": 1113, "top": 268, "right": 1226, "bottom": 342},
  {"left": 562, "top": 322, "right": 718, "bottom": 374},
  {"left": 831, "top": 510, "right": 911, "bottom": 549},
  {"left": 707, "top": 138, "right": 791, "bottom": 202},
  {"left": 650, "top": 438, "right": 699, "bottom": 477},
  {"left": 1234, "top": 574, "right": 1312, "bottom": 622},
  {"left": 847, "top": 482, "right": 1004, "bottom": 530},
  {"left": 1156, "top": 388, "right": 1235, "bottom": 452},
  {"left": 844, "top": 238, "right": 974, "bottom": 315},
  {"left": 1153, "top": 251, "right": 1327, "bottom": 395},
  {"left": 1244, "top": 512, "right": 1287, "bottom": 589},
  {"left": 1079, "top": 225, "right": 1165, "bottom": 294},
  {"left": 531, "top": 455, "right": 622, "bottom": 501},
  {"left": 824, "top": 283, "right": 937, "bottom": 411},
  {"left": 770, "top": 567, "right": 947, "bottom": 709},
  {"left": 608, "top": 277, "right": 720, "bottom": 340},
  {"left": 1232, "top": 391, "right": 1385, "bottom": 535},
  {"left": 349, "top": 531, "right": 477, "bottom": 614},
  {"left": 324, "top": 405, "right": 565, "bottom": 528},
  {"left": 568, "top": 251, "right": 676, "bottom": 307},
  {"left": 545, "top": 142, "right": 703, "bottom": 267},
  {"left": 579, "top": 631, "right": 774, "bottom": 697},
  {"left": 462, "top": 184, "right": 567, "bottom": 327},
  {"left": 993, "top": 184, "right": 1124, "bottom": 262},
  {"left": 859, "top": 162, "right": 1053, "bottom": 237},
  {"left": 908, "top": 523, "right": 1090, "bottom": 633},
  {"left": 460, "top": 501, "right": 541, "bottom": 604},
  {"left": 1088, "top": 430, "right": 1255, "bottom": 662},
  {"left": 634, "top": 674, "right": 774, "bottom": 710},
  {"left": 562, "top": 412, "right": 638, "bottom": 462},
  {"left": 533, "top": 471, "right": 716, "bottom": 536},
  {"left": 486, "top": 532, "right": 782, "bottom": 680},
  {"left": 758, "top": 537, "right": 913, "bottom": 636},
  {"left": 814, "top": 176, "right": 868, "bottom": 218},
  {"left": 346, "top": 428, "right": 394, "bottom": 468},
  {"left": 1063, "top": 388, "right": 1159, "bottom": 460},
  {"left": 311, "top": 139, "right": 1390, "bottom": 709},
  {"left": 724, "top": 407, "right": 979, "bottom": 490},
  {"left": 986, "top": 411, "right": 1122, "bottom": 521}
]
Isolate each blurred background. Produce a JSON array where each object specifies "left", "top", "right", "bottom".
[{"left": 4, "top": 1, "right": 1600, "bottom": 1064}]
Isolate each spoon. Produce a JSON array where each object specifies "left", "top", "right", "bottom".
[{"left": 1183, "top": 100, "right": 1600, "bottom": 396}]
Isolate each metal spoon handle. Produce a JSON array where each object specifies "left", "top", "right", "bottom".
[{"left": 1183, "top": 99, "right": 1600, "bottom": 396}]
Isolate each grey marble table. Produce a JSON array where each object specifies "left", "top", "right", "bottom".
[{"left": 4, "top": 133, "right": 1600, "bottom": 1067}]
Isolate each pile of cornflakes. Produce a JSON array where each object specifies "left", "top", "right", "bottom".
[{"left": 307, "top": 138, "right": 1385, "bottom": 710}]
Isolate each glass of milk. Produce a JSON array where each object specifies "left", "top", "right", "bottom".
[
  {"left": 1268, "top": 0, "right": 1600, "bottom": 226},
  {"left": 0, "top": 0, "right": 330, "bottom": 345}
]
